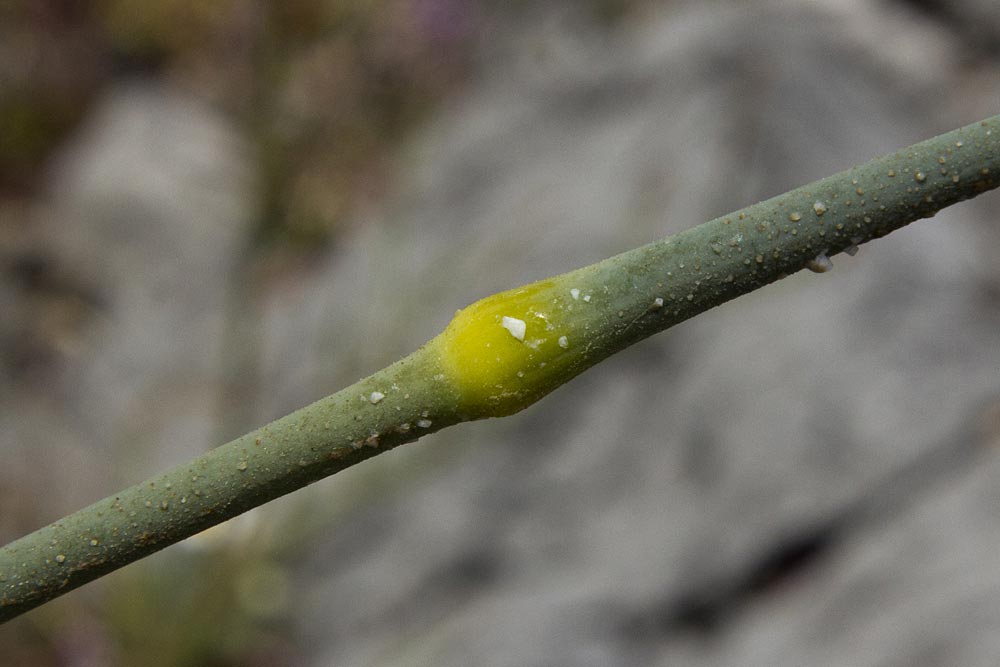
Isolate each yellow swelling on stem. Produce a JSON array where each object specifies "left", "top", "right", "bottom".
[{"left": 435, "top": 276, "right": 594, "bottom": 417}]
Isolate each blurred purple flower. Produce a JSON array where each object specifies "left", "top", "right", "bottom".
[{"left": 412, "top": 0, "right": 476, "bottom": 44}]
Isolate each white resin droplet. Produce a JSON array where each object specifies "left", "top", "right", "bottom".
[
  {"left": 501, "top": 316, "right": 526, "bottom": 341},
  {"left": 806, "top": 251, "right": 833, "bottom": 273}
]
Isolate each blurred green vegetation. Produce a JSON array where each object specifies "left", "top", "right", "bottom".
[
  {"left": 1, "top": 0, "right": 647, "bottom": 230},
  {"left": 1, "top": 0, "right": 484, "bottom": 245}
]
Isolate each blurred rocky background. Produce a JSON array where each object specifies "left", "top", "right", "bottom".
[{"left": 2, "top": 0, "right": 1000, "bottom": 664}]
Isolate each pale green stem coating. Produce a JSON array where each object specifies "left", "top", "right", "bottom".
[
  {"left": 2, "top": 115, "right": 998, "bottom": 623},
  {"left": 566, "top": 116, "right": 1000, "bottom": 364},
  {"left": 0, "top": 353, "right": 466, "bottom": 622}
]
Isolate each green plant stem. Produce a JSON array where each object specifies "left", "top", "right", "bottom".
[{"left": 2, "top": 115, "right": 998, "bottom": 623}]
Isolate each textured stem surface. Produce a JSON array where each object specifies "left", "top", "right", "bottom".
[{"left": 2, "top": 115, "right": 998, "bottom": 623}]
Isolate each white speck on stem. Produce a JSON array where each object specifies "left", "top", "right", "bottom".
[
  {"left": 417, "top": 419, "right": 432, "bottom": 428},
  {"left": 843, "top": 236, "right": 863, "bottom": 256},
  {"left": 369, "top": 391, "right": 385, "bottom": 404},
  {"left": 570, "top": 288, "right": 580, "bottom": 300},
  {"left": 501, "top": 316, "right": 526, "bottom": 341},
  {"left": 558, "top": 336, "right": 569, "bottom": 349},
  {"left": 652, "top": 297, "right": 664, "bottom": 309},
  {"left": 806, "top": 250, "right": 833, "bottom": 273},
  {"left": 582, "top": 295, "right": 591, "bottom": 303},
  {"left": 843, "top": 236, "right": 864, "bottom": 257}
]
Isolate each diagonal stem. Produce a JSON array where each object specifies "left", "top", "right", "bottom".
[{"left": 2, "top": 115, "right": 998, "bottom": 623}]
